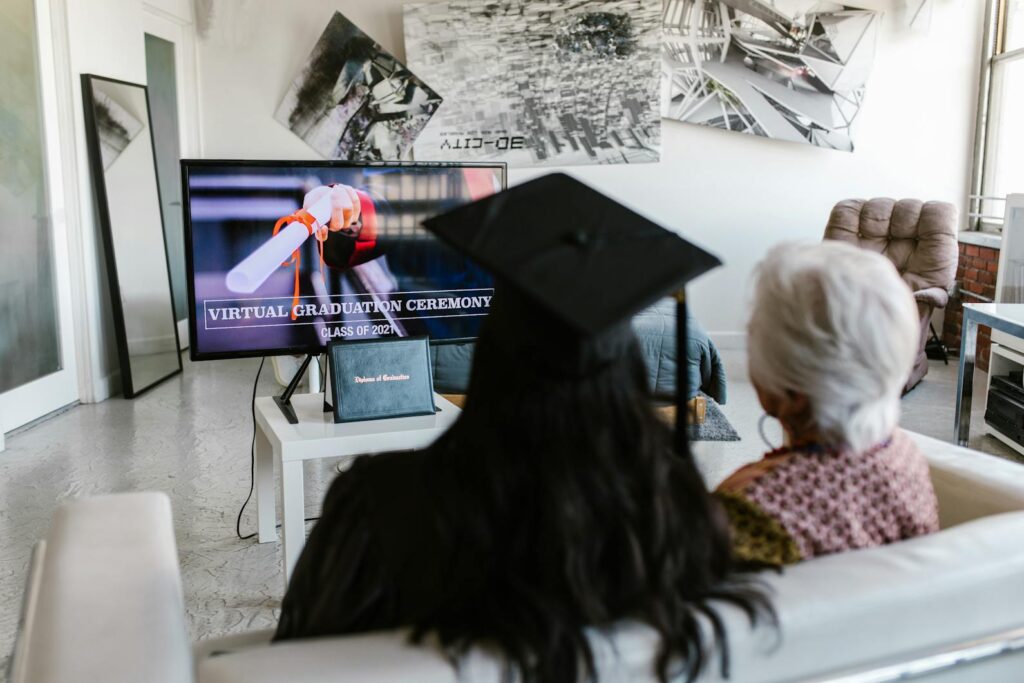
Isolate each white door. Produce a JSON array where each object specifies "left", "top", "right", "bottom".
[
  {"left": 144, "top": 5, "right": 201, "bottom": 349},
  {"left": 0, "top": 0, "right": 80, "bottom": 435}
]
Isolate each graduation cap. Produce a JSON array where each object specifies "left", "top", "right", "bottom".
[{"left": 422, "top": 172, "right": 722, "bottom": 455}]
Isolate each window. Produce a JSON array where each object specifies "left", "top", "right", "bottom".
[{"left": 973, "top": 0, "right": 1024, "bottom": 229}]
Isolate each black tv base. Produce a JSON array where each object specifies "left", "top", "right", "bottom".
[{"left": 274, "top": 353, "right": 317, "bottom": 424}]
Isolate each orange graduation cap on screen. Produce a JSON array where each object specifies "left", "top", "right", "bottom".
[{"left": 421, "top": 172, "right": 722, "bottom": 454}]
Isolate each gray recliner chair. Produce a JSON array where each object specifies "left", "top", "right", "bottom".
[{"left": 824, "top": 198, "right": 959, "bottom": 393}]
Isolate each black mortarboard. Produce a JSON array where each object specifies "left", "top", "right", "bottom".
[{"left": 422, "top": 172, "right": 722, "bottom": 455}]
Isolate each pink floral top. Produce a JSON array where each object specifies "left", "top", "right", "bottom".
[{"left": 715, "top": 429, "right": 940, "bottom": 565}]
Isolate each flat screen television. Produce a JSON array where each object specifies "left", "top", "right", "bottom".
[{"left": 182, "top": 160, "right": 506, "bottom": 361}]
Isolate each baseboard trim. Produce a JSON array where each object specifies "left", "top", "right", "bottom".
[
  {"left": 177, "top": 319, "right": 189, "bottom": 350},
  {"left": 127, "top": 335, "right": 179, "bottom": 356},
  {"left": 91, "top": 370, "right": 121, "bottom": 403},
  {"left": 5, "top": 402, "right": 79, "bottom": 438},
  {"left": 709, "top": 332, "right": 746, "bottom": 350}
]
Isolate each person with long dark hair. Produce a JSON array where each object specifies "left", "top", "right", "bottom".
[{"left": 274, "top": 174, "right": 772, "bottom": 682}]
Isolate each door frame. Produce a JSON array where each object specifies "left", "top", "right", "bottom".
[
  {"left": 0, "top": 0, "right": 81, "bottom": 435},
  {"left": 143, "top": 4, "right": 201, "bottom": 349}
]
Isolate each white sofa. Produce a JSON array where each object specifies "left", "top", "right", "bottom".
[{"left": 9, "top": 432, "right": 1024, "bottom": 683}]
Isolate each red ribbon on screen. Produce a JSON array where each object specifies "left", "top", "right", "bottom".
[{"left": 273, "top": 191, "right": 377, "bottom": 321}]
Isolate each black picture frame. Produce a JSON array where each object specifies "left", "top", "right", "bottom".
[
  {"left": 179, "top": 159, "right": 507, "bottom": 362},
  {"left": 80, "top": 74, "right": 182, "bottom": 398}
]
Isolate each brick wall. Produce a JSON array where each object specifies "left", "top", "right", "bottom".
[{"left": 943, "top": 243, "right": 999, "bottom": 372}]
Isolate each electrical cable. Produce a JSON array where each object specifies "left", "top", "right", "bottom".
[
  {"left": 236, "top": 356, "right": 320, "bottom": 541},
  {"left": 320, "top": 353, "right": 327, "bottom": 393},
  {"left": 235, "top": 357, "right": 265, "bottom": 540}
]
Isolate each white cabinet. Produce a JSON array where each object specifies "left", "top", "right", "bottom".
[{"left": 986, "top": 194, "right": 1024, "bottom": 449}]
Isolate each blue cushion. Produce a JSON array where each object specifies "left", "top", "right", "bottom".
[
  {"left": 631, "top": 300, "right": 727, "bottom": 404},
  {"left": 430, "top": 342, "right": 475, "bottom": 395}
]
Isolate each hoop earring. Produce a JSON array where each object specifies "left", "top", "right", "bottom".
[{"left": 758, "top": 413, "right": 779, "bottom": 450}]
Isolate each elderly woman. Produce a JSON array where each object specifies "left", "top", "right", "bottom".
[{"left": 716, "top": 242, "right": 940, "bottom": 566}]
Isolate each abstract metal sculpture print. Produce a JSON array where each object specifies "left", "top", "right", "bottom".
[
  {"left": 92, "top": 90, "right": 144, "bottom": 170},
  {"left": 661, "top": 0, "right": 879, "bottom": 151},
  {"left": 404, "top": 0, "right": 661, "bottom": 167},
  {"left": 274, "top": 12, "right": 442, "bottom": 161}
]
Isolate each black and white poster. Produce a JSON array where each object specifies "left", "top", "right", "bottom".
[
  {"left": 92, "top": 89, "right": 144, "bottom": 170},
  {"left": 661, "top": 0, "right": 879, "bottom": 151},
  {"left": 274, "top": 12, "right": 442, "bottom": 161},
  {"left": 404, "top": 0, "right": 661, "bottom": 167}
]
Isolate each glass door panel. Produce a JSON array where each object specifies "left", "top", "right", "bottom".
[
  {"left": 0, "top": 0, "right": 79, "bottom": 433},
  {"left": 0, "top": 0, "right": 61, "bottom": 393}
]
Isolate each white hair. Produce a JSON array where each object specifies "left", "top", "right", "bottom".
[{"left": 747, "top": 241, "right": 920, "bottom": 453}]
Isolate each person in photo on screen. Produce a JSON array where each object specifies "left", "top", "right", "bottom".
[
  {"left": 716, "top": 242, "right": 940, "bottom": 567},
  {"left": 304, "top": 182, "right": 381, "bottom": 272},
  {"left": 299, "top": 180, "right": 396, "bottom": 340}
]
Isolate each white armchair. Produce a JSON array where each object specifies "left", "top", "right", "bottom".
[{"left": 10, "top": 432, "right": 1024, "bottom": 683}]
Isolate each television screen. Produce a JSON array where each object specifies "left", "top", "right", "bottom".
[{"left": 182, "top": 161, "right": 505, "bottom": 360}]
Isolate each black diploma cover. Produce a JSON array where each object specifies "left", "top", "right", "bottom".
[{"left": 325, "top": 337, "right": 435, "bottom": 423}]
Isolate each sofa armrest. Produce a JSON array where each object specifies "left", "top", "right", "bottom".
[
  {"left": 913, "top": 286, "right": 950, "bottom": 309},
  {"left": 725, "top": 512, "right": 1024, "bottom": 682},
  {"left": 8, "top": 541, "right": 46, "bottom": 683},
  {"left": 194, "top": 629, "right": 275, "bottom": 661},
  {"left": 9, "top": 492, "right": 193, "bottom": 683},
  {"left": 910, "top": 432, "right": 1024, "bottom": 527}
]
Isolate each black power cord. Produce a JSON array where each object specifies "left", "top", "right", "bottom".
[
  {"left": 235, "top": 357, "right": 265, "bottom": 540},
  {"left": 236, "top": 357, "right": 321, "bottom": 541}
]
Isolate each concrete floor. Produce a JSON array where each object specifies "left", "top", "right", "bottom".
[{"left": 0, "top": 349, "right": 1019, "bottom": 670}]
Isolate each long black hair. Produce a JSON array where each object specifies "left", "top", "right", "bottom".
[{"left": 410, "top": 300, "right": 773, "bottom": 683}]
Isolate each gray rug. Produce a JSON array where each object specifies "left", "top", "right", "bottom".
[{"left": 689, "top": 394, "right": 741, "bottom": 442}]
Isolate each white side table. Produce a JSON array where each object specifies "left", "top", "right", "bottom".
[
  {"left": 955, "top": 304, "right": 1024, "bottom": 446},
  {"left": 254, "top": 392, "right": 461, "bottom": 587}
]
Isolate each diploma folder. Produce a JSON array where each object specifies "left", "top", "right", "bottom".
[{"left": 325, "top": 337, "right": 436, "bottom": 424}]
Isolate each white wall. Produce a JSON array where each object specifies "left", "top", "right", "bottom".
[
  {"left": 65, "top": 0, "right": 151, "bottom": 400},
  {"left": 62, "top": 0, "right": 193, "bottom": 400},
  {"left": 194, "top": 0, "right": 983, "bottom": 346}
]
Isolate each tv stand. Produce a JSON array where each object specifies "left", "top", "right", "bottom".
[{"left": 274, "top": 353, "right": 317, "bottom": 424}]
